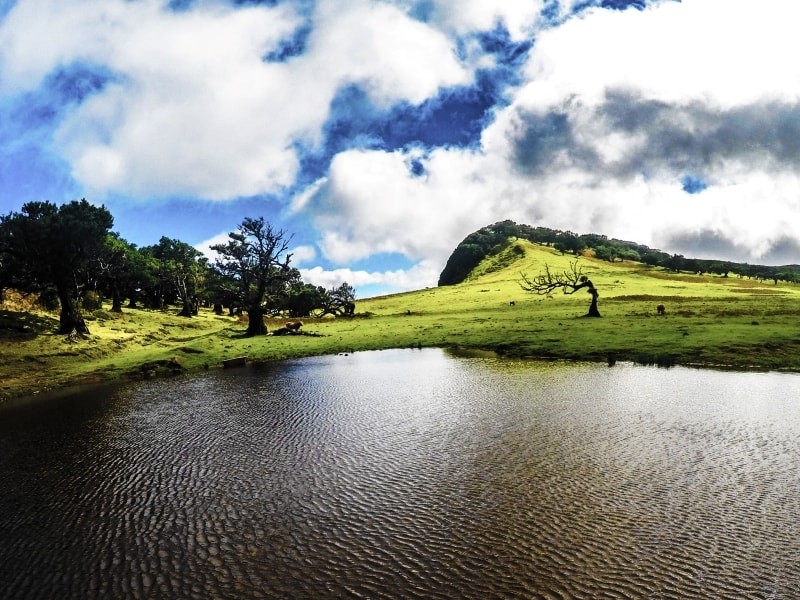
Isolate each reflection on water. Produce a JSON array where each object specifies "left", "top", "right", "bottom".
[{"left": 2, "top": 349, "right": 800, "bottom": 598}]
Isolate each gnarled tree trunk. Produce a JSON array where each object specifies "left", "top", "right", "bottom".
[
  {"left": 520, "top": 261, "right": 602, "bottom": 318},
  {"left": 245, "top": 305, "right": 268, "bottom": 336},
  {"left": 56, "top": 283, "right": 89, "bottom": 335},
  {"left": 111, "top": 287, "right": 123, "bottom": 313},
  {"left": 178, "top": 298, "right": 194, "bottom": 317},
  {"left": 585, "top": 284, "right": 601, "bottom": 317}
]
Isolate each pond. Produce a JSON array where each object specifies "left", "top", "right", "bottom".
[{"left": 1, "top": 348, "right": 800, "bottom": 598}]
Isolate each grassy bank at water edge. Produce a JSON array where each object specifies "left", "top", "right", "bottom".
[{"left": 3, "top": 239, "right": 800, "bottom": 402}]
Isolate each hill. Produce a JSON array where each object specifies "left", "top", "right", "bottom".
[
  {"left": 3, "top": 236, "right": 800, "bottom": 402},
  {"left": 439, "top": 220, "right": 800, "bottom": 286}
]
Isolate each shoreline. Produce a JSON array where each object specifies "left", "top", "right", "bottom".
[
  {"left": 4, "top": 339, "right": 799, "bottom": 408},
  {"left": 5, "top": 242, "right": 800, "bottom": 405}
]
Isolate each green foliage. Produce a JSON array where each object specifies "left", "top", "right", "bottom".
[
  {"left": 285, "top": 283, "right": 326, "bottom": 317},
  {"left": 0, "top": 199, "right": 113, "bottom": 333},
  {"left": 36, "top": 288, "right": 60, "bottom": 311},
  {"left": 553, "top": 231, "right": 585, "bottom": 255},
  {"left": 438, "top": 220, "right": 521, "bottom": 285},
  {"left": 438, "top": 243, "right": 487, "bottom": 286},
  {"left": 81, "top": 291, "right": 103, "bottom": 311},
  {"left": 314, "top": 282, "right": 356, "bottom": 317},
  {"left": 211, "top": 217, "right": 294, "bottom": 335},
  {"left": 142, "top": 237, "right": 207, "bottom": 316}
]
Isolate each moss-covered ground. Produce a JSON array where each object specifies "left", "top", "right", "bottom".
[{"left": 3, "top": 239, "right": 800, "bottom": 402}]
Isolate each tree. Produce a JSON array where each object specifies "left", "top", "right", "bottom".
[
  {"left": 554, "top": 231, "right": 584, "bottom": 255},
  {"left": 94, "top": 233, "right": 138, "bottom": 313},
  {"left": 0, "top": 199, "right": 113, "bottom": 334},
  {"left": 313, "top": 282, "right": 356, "bottom": 317},
  {"left": 145, "top": 237, "right": 206, "bottom": 316},
  {"left": 520, "top": 261, "right": 601, "bottom": 317},
  {"left": 665, "top": 254, "right": 686, "bottom": 273},
  {"left": 211, "top": 217, "right": 293, "bottom": 336},
  {"left": 284, "top": 283, "right": 325, "bottom": 317}
]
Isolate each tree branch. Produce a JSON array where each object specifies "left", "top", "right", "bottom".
[{"left": 520, "top": 260, "right": 601, "bottom": 317}]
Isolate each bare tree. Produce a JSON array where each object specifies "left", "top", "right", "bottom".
[{"left": 520, "top": 261, "right": 601, "bottom": 317}]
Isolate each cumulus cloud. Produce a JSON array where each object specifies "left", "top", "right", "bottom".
[
  {"left": 301, "top": 259, "right": 441, "bottom": 295},
  {"left": 4, "top": 0, "right": 800, "bottom": 296},
  {"left": 290, "top": 244, "right": 317, "bottom": 265},
  {"left": 305, "top": 0, "right": 800, "bottom": 292},
  {"left": 503, "top": 92, "right": 800, "bottom": 182},
  {"left": 0, "top": 0, "right": 472, "bottom": 200},
  {"left": 312, "top": 146, "right": 506, "bottom": 266},
  {"left": 194, "top": 231, "right": 231, "bottom": 262}
]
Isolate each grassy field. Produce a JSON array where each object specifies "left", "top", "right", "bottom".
[{"left": 3, "top": 238, "right": 800, "bottom": 401}]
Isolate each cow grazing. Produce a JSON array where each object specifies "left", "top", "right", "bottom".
[{"left": 656, "top": 304, "right": 666, "bottom": 315}]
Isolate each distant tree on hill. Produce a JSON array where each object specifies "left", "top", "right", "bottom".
[
  {"left": 520, "top": 261, "right": 601, "bottom": 317},
  {"left": 211, "top": 217, "right": 293, "bottom": 336},
  {"left": 665, "top": 254, "right": 686, "bottom": 273},
  {"left": 554, "top": 231, "right": 585, "bottom": 255},
  {"left": 438, "top": 223, "right": 513, "bottom": 285},
  {"left": 594, "top": 243, "right": 641, "bottom": 263},
  {"left": 0, "top": 199, "right": 113, "bottom": 334},
  {"left": 438, "top": 243, "right": 487, "bottom": 285}
]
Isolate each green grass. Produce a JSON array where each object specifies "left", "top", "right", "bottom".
[{"left": 3, "top": 239, "right": 800, "bottom": 401}]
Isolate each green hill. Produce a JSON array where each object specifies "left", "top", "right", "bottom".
[
  {"left": 362, "top": 237, "right": 800, "bottom": 368},
  {"left": 439, "top": 220, "right": 800, "bottom": 286},
  {"left": 4, "top": 234, "right": 800, "bottom": 402}
]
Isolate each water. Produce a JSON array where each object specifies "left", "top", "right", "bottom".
[{"left": 2, "top": 348, "right": 800, "bottom": 599}]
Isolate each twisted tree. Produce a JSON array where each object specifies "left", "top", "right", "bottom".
[
  {"left": 520, "top": 261, "right": 601, "bottom": 317},
  {"left": 211, "top": 217, "right": 293, "bottom": 336},
  {"left": 312, "top": 282, "right": 356, "bottom": 317}
]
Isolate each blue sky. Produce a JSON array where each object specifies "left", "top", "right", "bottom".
[{"left": 2, "top": 0, "right": 800, "bottom": 297}]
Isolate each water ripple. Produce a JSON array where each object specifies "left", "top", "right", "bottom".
[{"left": 3, "top": 349, "right": 800, "bottom": 598}]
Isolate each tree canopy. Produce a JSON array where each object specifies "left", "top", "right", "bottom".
[
  {"left": 211, "top": 217, "right": 294, "bottom": 336},
  {"left": 0, "top": 199, "right": 113, "bottom": 334},
  {"left": 1, "top": 203, "right": 356, "bottom": 336}
]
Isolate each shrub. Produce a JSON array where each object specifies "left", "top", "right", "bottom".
[
  {"left": 37, "top": 288, "right": 60, "bottom": 311},
  {"left": 81, "top": 291, "right": 103, "bottom": 311}
]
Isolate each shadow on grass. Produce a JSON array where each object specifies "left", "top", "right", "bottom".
[{"left": 0, "top": 310, "right": 59, "bottom": 339}]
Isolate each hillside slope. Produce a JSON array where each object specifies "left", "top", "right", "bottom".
[
  {"left": 3, "top": 238, "right": 800, "bottom": 402},
  {"left": 439, "top": 220, "right": 800, "bottom": 286},
  {"left": 363, "top": 237, "right": 800, "bottom": 367}
]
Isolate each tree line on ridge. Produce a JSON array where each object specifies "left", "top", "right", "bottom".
[{"left": 438, "top": 220, "right": 800, "bottom": 287}]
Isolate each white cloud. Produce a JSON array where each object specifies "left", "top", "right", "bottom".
[
  {"left": 313, "top": 146, "right": 504, "bottom": 267},
  {"left": 310, "top": 0, "right": 470, "bottom": 108},
  {"left": 290, "top": 244, "right": 317, "bottom": 266},
  {"left": 300, "top": 259, "right": 441, "bottom": 295},
  {"left": 194, "top": 231, "right": 231, "bottom": 262},
  {"left": 6, "top": 0, "right": 800, "bottom": 294},
  {"left": 414, "top": 0, "right": 542, "bottom": 40},
  {"left": 1, "top": 0, "right": 475, "bottom": 200},
  {"left": 523, "top": 0, "right": 800, "bottom": 108}
]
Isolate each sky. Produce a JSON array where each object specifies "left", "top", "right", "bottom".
[{"left": 2, "top": 0, "right": 800, "bottom": 297}]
